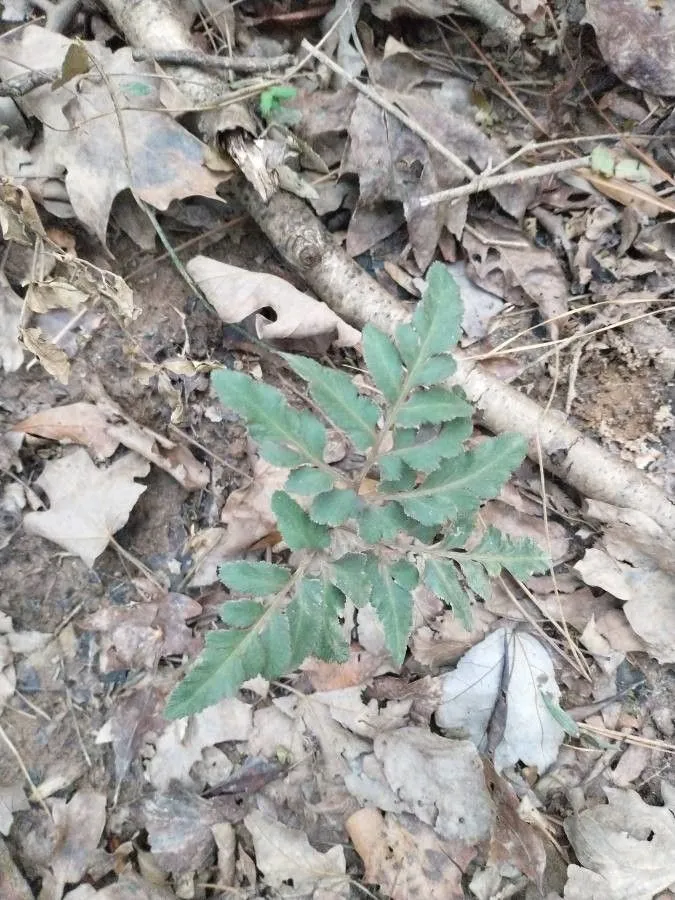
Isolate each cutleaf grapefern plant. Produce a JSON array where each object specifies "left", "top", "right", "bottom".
[{"left": 166, "top": 264, "right": 548, "bottom": 718}]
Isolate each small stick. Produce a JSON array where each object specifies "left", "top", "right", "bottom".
[
  {"left": 418, "top": 155, "right": 591, "bottom": 208},
  {"left": 0, "top": 69, "right": 57, "bottom": 97},
  {"left": 0, "top": 721, "right": 51, "bottom": 816},
  {"left": 455, "top": 0, "right": 524, "bottom": 42},
  {"left": 131, "top": 48, "right": 295, "bottom": 74},
  {"left": 300, "top": 39, "right": 476, "bottom": 180}
]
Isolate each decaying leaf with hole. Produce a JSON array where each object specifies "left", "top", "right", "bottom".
[
  {"left": 347, "top": 808, "right": 465, "bottom": 900},
  {"left": 564, "top": 787, "right": 675, "bottom": 899},
  {"left": 186, "top": 256, "right": 360, "bottom": 347},
  {"left": 23, "top": 448, "right": 150, "bottom": 567}
]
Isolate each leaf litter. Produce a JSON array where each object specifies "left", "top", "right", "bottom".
[{"left": 0, "top": 1, "right": 674, "bottom": 899}]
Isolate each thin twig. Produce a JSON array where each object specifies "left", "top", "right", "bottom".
[
  {"left": 131, "top": 48, "right": 294, "bottom": 74},
  {"left": 65, "top": 687, "right": 92, "bottom": 768},
  {"left": 418, "top": 155, "right": 591, "bottom": 208},
  {"left": 299, "top": 38, "right": 476, "bottom": 180},
  {"left": 0, "top": 721, "right": 51, "bottom": 816},
  {"left": 125, "top": 216, "right": 247, "bottom": 281},
  {"left": 579, "top": 722, "right": 675, "bottom": 754}
]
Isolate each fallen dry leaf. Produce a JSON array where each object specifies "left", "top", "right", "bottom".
[
  {"left": 14, "top": 401, "right": 209, "bottom": 490},
  {"left": 484, "top": 760, "right": 546, "bottom": 886},
  {"left": 0, "top": 27, "right": 225, "bottom": 245},
  {"left": 245, "top": 808, "right": 348, "bottom": 899},
  {"left": 585, "top": 0, "right": 675, "bottom": 96},
  {"left": 139, "top": 784, "right": 241, "bottom": 875},
  {"left": 564, "top": 787, "right": 675, "bottom": 900},
  {"left": 342, "top": 83, "right": 534, "bottom": 268},
  {"left": 24, "top": 280, "right": 89, "bottom": 314},
  {"left": 190, "top": 455, "right": 289, "bottom": 587},
  {"left": 41, "top": 790, "right": 106, "bottom": 900},
  {"left": 575, "top": 547, "right": 675, "bottom": 663},
  {"left": 145, "top": 697, "right": 252, "bottom": 791},
  {"left": 15, "top": 402, "right": 119, "bottom": 458},
  {"left": 96, "top": 679, "right": 170, "bottom": 797},
  {"left": 83, "top": 591, "right": 202, "bottom": 672},
  {"left": 436, "top": 627, "right": 565, "bottom": 773},
  {"left": 23, "top": 448, "right": 150, "bottom": 566},
  {"left": 347, "top": 808, "right": 464, "bottom": 900},
  {"left": 0, "top": 782, "right": 28, "bottom": 837},
  {"left": 185, "top": 256, "right": 360, "bottom": 347},
  {"left": 344, "top": 727, "right": 494, "bottom": 850},
  {"left": 462, "top": 219, "right": 569, "bottom": 330},
  {"left": 94, "top": 873, "right": 178, "bottom": 899},
  {"left": 0, "top": 835, "right": 33, "bottom": 900},
  {"left": 19, "top": 326, "right": 71, "bottom": 383},
  {"left": 577, "top": 168, "right": 675, "bottom": 218}
]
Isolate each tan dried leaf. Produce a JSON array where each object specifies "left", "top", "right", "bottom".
[
  {"left": 24, "top": 280, "right": 89, "bottom": 313},
  {"left": 347, "top": 808, "right": 464, "bottom": 900},
  {"left": 245, "top": 809, "right": 348, "bottom": 898},
  {"left": 578, "top": 168, "right": 675, "bottom": 217},
  {"left": 20, "top": 326, "right": 70, "bottom": 383},
  {"left": 23, "top": 448, "right": 149, "bottom": 566},
  {"left": 186, "top": 256, "right": 360, "bottom": 347},
  {"left": 14, "top": 402, "right": 208, "bottom": 490},
  {"left": 564, "top": 787, "right": 675, "bottom": 899}
]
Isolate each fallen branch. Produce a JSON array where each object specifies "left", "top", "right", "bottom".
[
  {"left": 240, "top": 186, "right": 675, "bottom": 537},
  {"left": 131, "top": 48, "right": 295, "bottom": 74},
  {"left": 417, "top": 155, "right": 592, "bottom": 208},
  {"left": 100, "top": 0, "right": 675, "bottom": 537}
]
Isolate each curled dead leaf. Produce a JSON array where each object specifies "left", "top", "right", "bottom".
[
  {"left": 20, "top": 326, "right": 70, "bottom": 383},
  {"left": 578, "top": 168, "right": 675, "bottom": 218},
  {"left": 186, "top": 256, "right": 360, "bottom": 347}
]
